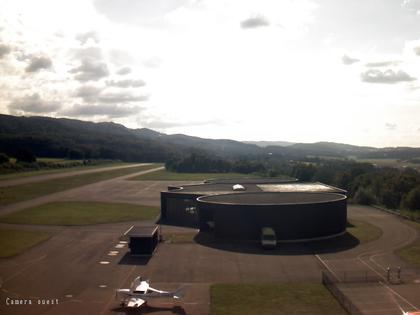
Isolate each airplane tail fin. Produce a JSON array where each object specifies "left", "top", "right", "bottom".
[{"left": 172, "top": 285, "right": 187, "bottom": 299}]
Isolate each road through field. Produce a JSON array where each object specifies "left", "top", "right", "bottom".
[{"left": 0, "top": 163, "right": 150, "bottom": 187}]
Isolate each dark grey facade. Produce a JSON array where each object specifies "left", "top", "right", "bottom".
[
  {"left": 127, "top": 225, "right": 159, "bottom": 256},
  {"left": 197, "top": 192, "right": 347, "bottom": 241},
  {"left": 160, "top": 180, "right": 347, "bottom": 241}
]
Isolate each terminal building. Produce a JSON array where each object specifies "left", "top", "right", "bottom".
[{"left": 160, "top": 179, "right": 347, "bottom": 242}]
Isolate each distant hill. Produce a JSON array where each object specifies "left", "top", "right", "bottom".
[
  {"left": 1, "top": 114, "right": 420, "bottom": 162},
  {"left": 261, "top": 141, "right": 420, "bottom": 159},
  {"left": 243, "top": 140, "right": 295, "bottom": 147},
  {"left": 0, "top": 114, "right": 260, "bottom": 161}
]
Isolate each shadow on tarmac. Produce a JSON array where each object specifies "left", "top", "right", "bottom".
[
  {"left": 193, "top": 231, "right": 360, "bottom": 255},
  {"left": 112, "top": 305, "right": 186, "bottom": 315},
  {"left": 118, "top": 253, "right": 151, "bottom": 265}
]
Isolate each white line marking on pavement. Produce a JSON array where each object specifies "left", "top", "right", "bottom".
[{"left": 315, "top": 254, "right": 341, "bottom": 281}]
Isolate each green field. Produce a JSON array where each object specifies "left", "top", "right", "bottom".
[
  {"left": 0, "top": 202, "right": 159, "bottom": 225},
  {"left": 347, "top": 219, "right": 382, "bottom": 243},
  {"left": 130, "top": 169, "right": 261, "bottom": 181},
  {"left": 396, "top": 220, "right": 420, "bottom": 268},
  {"left": 0, "top": 164, "right": 161, "bottom": 206},
  {"left": 0, "top": 161, "right": 129, "bottom": 181},
  {"left": 0, "top": 229, "right": 51, "bottom": 257},
  {"left": 210, "top": 283, "right": 346, "bottom": 315}
]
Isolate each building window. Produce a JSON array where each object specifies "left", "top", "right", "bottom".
[{"left": 185, "top": 206, "right": 196, "bottom": 215}]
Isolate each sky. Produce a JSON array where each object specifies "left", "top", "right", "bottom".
[{"left": 1, "top": 0, "right": 420, "bottom": 147}]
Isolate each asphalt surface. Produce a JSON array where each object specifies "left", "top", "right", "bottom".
[
  {"left": 0, "top": 172, "right": 419, "bottom": 315},
  {"left": 317, "top": 206, "right": 420, "bottom": 314},
  {"left": 0, "top": 166, "right": 165, "bottom": 216},
  {"left": 0, "top": 163, "right": 150, "bottom": 188}
]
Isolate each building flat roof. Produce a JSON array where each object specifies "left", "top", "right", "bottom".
[
  {"left": 126, "top": 225, "right": 159, "bottom": 237},
  {"left": 204, "top": 178, "right": 297, "bottom": 184},
  {"left": 257, "top": 183, "right": 346, "bottom": 194},
  {"left": 197, "top": 192, "right": 346, "bottom": 205},
  {"left": 166, "top": 181, "right": 346, "bottom": 195}
]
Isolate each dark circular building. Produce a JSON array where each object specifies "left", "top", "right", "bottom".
[{"left": 197, "top": 192, "right": 347, "bottom": 242}]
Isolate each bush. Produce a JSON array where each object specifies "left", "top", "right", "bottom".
[
  {"left": 15, "top": 148, "right": 36, "bottom": 163},
  {"left": 401, "top": 186, "right": 420, "bottom": 211},
  {"left": 353, "top": 187, "right": 376, "bottom": 205},
  {"left": 0, "top": 153, "right": 9, "bottom": 164}
]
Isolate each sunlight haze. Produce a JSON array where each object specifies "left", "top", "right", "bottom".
[{"left": 1, "top": 0, "right": 420, "bottom": 147}]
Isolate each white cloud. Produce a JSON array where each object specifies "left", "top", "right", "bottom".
[
  {"left": 385, "top": 122, "right": 397, "bottom": 130},
  {"left": 0, "top": 43, "right": 11, "bottom": 58},
  {"left": 63, "top": 103, "right": 142, "bottom": 118},
  {"left": 361, "top": 69, "right": 416, "bottom": 84},
  {"left": 106, "top": 79, "right": 146, "bottom": 88},
  {"left": 342, "top": 55, "right": 359, "bottom": 65},
  {"left": 75, "top": 31, "right": 99, "bottom": 45},
  {"left": 25, "top": 56, "right": 52, "bottom": 73},
  {"left": 116, "top": 66, "right": 131, "bottom": 75},
  {"left": 240, "top": 15, "right": 270, "bottom": 29},
  {"left": 70, "top": 58, "right": 109, "bottom": 81},
  {"left": 8, "top": 94, "right": 61, "bottom": 114}
]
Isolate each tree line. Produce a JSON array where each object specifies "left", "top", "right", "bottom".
[{"left": 166, "top": 153, "right": 420, "bottom": 213}]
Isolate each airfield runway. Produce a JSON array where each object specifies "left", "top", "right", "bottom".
[{"left": 0, "top": 169, "right": 420, "bottom": 315}]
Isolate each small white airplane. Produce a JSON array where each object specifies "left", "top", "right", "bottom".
[{"left": 116, "top": 276, "right": 186, "bottom": 308}]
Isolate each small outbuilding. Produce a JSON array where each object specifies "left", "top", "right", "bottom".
[{"left": 126, "top": 225, "right": 160, "bottom": 256}]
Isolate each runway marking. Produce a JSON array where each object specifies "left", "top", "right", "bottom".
[
  {"left": 357, "top": 255, "right": 387, "bottom": 281},
  {"left": 379, "top": 281, "right": 420, "bottom": 311},
  {"left": 315, "top": 254, "right": 341, "bottom": 281},
  {"left": 119, "top": 241, "right": 128, "bottom": 244},
  {"left": 108, "top": 251, "right": 119, "bottom": 256},
  {"left": 99, "top": 265, "right": 137, "bottom": 315},
  {"left": 115, "top": 244, "right": 125, "bottom": 249},
  {"left": 65, "top": 294, "right": 73, "bottom": 298},
  {"left": 99, "top": 261, "right": 110, "bottom": 265},
  {"left": 369, "top": 253, "right": 388, "bottom": 272},
  {"left": 4, "top": 254, "right": 47, "bottom": 283},
  {"left": 99, "top": 284, "right": 107, "bottom": 288},
  {"left": 356, "top": 255, "right": 420, "bottom": 311}
]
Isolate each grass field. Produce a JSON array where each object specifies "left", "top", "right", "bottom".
[
  {"left": 347, "top": 219, "right": 382, "bottom": 243},
  {"left": 0, "top": 229, "right": 51, "bottom": 257},
  {"left": 0, "top": 164, "right": 161, "bottom": 206},
  {"left": 396, "top": 220, "right": 420, "bottom": 268},
  {"left": 210, "top": 283, "right": 346, "bottom": 315},
  {"left": 0, "top": 202, "right": 159, "bottom": 225},
  {"left": 130, "top": 169, "right": 261, "bottom": 181},
  {"left": 0, "top": 162, "right": 129, "bottom": 181}
]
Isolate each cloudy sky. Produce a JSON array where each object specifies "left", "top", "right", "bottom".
[{"left": 1, "top": 0, "right": 420, "bottom": 147}]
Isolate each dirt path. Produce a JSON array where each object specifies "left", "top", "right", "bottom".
[{"left": 0, "top": 163, "right": 150, "bottom": 187}]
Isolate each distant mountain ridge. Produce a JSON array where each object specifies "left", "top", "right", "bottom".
[
  {"left": 243, "top": 140, "right": 296, "bottom": 147},
  {"left": 1, "top": 114, "right": 420, "bottom": 161}
]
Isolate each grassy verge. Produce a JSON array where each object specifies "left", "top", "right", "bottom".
[
  {"left": 163, "top": 232, "right": 198, "bottom": 243},
  {"left": 0, "top": 202, "right": 159, "bottom": 225},
  {"left": 0, "top": 229, "right": 51, "bottom": 258},
  {"left": 0, "top": 164, "right": 161, "bottom": 206},
  {"left": 130, "top": 169, "right": 259, "bottom": 181},
  {"left": 347, "top": 219, "right": 382, "bottom": 243},
  {"left": 210, "top": 283, "right": 346, "bottom": 315},
  {"left": 396, "top": 220, "right": 420, "bottom": 268}
]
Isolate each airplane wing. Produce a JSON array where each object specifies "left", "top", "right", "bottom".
[
  {"left": 148, "top": 286, "right": 166, "bottom": 294},
  {"left": 148, "top": 285, "right": 186, "bottom": 298},
  {"left": 126, "top": 297, "right": 146, "bottom": 308}
]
